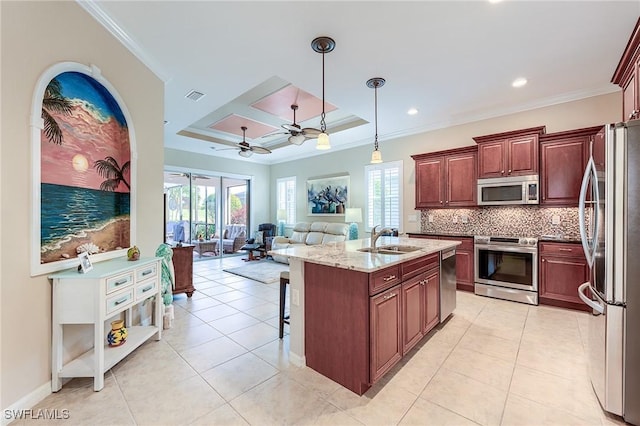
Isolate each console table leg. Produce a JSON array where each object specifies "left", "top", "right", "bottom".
[{"left": 94, "top": 322, "right": 104, "bottom": 391}]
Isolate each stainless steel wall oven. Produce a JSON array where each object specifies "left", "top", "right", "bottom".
[{"left": 474, "top": 236, "right": 538, "bottom": 305}]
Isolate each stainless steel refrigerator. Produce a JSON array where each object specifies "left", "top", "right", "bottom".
[{"left": 578, "top": 121, "right": 640, "bottom": 425}]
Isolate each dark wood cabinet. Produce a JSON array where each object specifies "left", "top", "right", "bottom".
[
  {"left": 412, "top": 146, "right": 477, "bottom": 208},
  {"left": 370, "top": 285, "right": 402, "bottom": 383},
  {"left": 539, "top": 126, "right": 602, "bottom": 206},
  {"left": 474, "top": 126, "right": 545, "bottom": 179},
  {"left": 612, "top": 18, "right": 640, "bottom": 121},
  {"left": 304, "top": 251, "right": 443, "bottom": 395},
  {"left": 539, "top": 242, "right": 591, "bottom": 312},
  {"left": 171, "top": 244, "right": 195, "bottom": 297},
  {"left": 437, "top": 236, "right": 474, "bottom": 292}
]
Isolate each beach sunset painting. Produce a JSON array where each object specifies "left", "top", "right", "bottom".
[{"left": 39, "top": 71, "right": 131, "bottom": 264}]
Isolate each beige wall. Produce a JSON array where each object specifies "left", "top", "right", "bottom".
[
  {"left": 1, "top": 1, "right": 164, "bottom": 408},
  {"left": 271, "top": 92, "right": 620, "bottom": 235}
]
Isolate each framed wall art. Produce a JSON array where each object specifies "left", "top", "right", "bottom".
[
  {"left": 306, "top": 174, "right": 349, "bottom": 216},
  {"left": 30, "top": 62, "right": 136, "bottom": 276}
]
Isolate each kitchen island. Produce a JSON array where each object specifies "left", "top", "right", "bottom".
[{"left": 270, "top": 236, "right": 459, "bottom": 395}]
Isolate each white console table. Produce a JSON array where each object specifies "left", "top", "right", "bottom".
[{"left": 49, "top": 256, "right": 163, "bottom": 391}]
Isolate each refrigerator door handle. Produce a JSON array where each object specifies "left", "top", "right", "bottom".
[
  {"left": 578, "top": 282, "right": 604, "bottom": 315},
  {"left": 579, "top": 158, "right": 597, "bottom": 267}
]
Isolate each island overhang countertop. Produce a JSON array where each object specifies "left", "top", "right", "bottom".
[{"left": 268, "top": 236, "right": 460, "bottom": 273}]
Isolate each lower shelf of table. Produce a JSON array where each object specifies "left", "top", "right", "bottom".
[{"left": 58, "top": 325, "right": 159, "bottom": 378}]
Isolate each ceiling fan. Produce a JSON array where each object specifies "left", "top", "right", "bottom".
[
  {"left": 216, "top": 126, "right": 272, "bottom": 158},
  {"left": 263, "top": 104, "right": 321, "bottom": 145}
]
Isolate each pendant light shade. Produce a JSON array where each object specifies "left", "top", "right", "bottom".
[
  {"left": 311, "top": 36, "right": 335, "bottom": 151},
  {"left": 367, "top": 77, "right": 385, "bottom": 164}
]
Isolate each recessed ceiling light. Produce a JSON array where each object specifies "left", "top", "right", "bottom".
[
  {"left": 512, "top": 77, "right": 527, "bottom": 88},
  {"left": 407, "top": 108, "right": 418, "bottom": 115},
  {"left": 489, "top": 0, "right": 503, "bottom": 3}
]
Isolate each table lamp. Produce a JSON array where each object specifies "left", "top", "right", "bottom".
[
  {"left": 277, "top": 209, "right": 287, "bottom": 236},
  {"left": 344, "top": 208, "right": 362, "bottom": 240}
]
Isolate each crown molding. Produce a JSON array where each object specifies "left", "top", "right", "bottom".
[{"left": 76, "top": 0, "right": 171, "bottom": 83}]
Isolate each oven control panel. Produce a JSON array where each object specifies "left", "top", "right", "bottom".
[{"left": 474, "top": 236, "right": 538, "bottom": 246}]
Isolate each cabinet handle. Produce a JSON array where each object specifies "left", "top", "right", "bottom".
[
  {"left": 439, "top": 200, "right": 443, "bottom": 204},
  {"left": 383, "top": 293, "right": 397, "bottom": 300},
  {"left": 114, "top": 296, "right": 129, "bottom": 306},
  {"left": 558, "top": 248, "right": 572, "bottom": 252},
  {"left": 141, "top": 269, "right": 153, "bottom": 276},
  {"left": 501, "top": 170, "right": 505, "bottom": 174},
  {"left": 141, "top": 285, "right": 153, "bottom": 293},
  {"left": 114, "top": 279, "right": 128, "bottom": 286},
  {"left": 629, "top": 110, "right": 639, "bottom": 120},
  {"left": 541, "top": 259, "right": 546, "bottom": 262},
  {"left": 383, "top": 275, "right": 397, "bottom": 282},
  {"left": 508, "top": 169, "right": 512, "bottom": 174}
]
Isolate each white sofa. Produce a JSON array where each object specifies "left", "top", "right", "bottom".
[{"left": 270, "top": 221, "right": 349, "bottom": 264}]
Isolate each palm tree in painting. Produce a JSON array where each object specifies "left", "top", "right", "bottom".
[
  {"left": 42, "top": 78, "right": 72, "bottom": 144},
  {"left": 94, "top": 156, "right": 130, "bottom": 191}
]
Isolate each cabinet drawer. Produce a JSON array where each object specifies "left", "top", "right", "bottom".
[
  {"left": 106, "top": 273, "right": 134, "bottom": 294},
  {"left": 136, "top": 264, "right": 157, "bottom": 282},
  {"left": 135, "top": 279, "right": 158, "bottom": 301},
  {"left": 369, "top": 265, "right": 401, "bottom": 295},
  {"left": 438, "top": 236, "right": 473, "bottom": 251},
  {"left": 106, "top": 289, "right": 134, "bottom": 315},
  {"left": 401, "top": 253, "right": 439, "bottom": 280},
  {"left": 539, "top": 242, "right": 583, "bottom": 256}
]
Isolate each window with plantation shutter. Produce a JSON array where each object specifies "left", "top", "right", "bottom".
[
  {"left": 365, "top": 160, "right": 402, "bottom": 232},
  {"left": 276, "top": 176, "right": 296, "bottom": 225}
]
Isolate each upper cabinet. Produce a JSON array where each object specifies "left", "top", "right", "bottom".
[
  {"left": 412, "top": 146, "right": 477, "bottom": 209},
  {"left": 612, "top": 18, "right": 640, "bottom": 121},
  {"left": 539, "top": 126, "right": 603, "bottom": 206},
  {"left": 473, "top": 126, "right": 546, "bottom": 179}
]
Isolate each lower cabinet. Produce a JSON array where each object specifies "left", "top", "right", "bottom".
[
  {"left": 437, "top": 236, "right": 474, "bottom": 292},
  {"left": 304, "top": 253, "right": 442, "bottom": 395},
  {"left": 539, "top": 242, "right": 591, "bottom": 311},
  {"left": 371, "top": 285, "right": 402, "bottom": 383}
]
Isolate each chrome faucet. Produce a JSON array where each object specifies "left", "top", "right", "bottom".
[{"left": 371, "top": 225, "right": 393, "bottom": 250}]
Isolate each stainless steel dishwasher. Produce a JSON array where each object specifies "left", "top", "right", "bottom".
[{"left": 440, "top": 249, "right": 457, "bottom": 321}]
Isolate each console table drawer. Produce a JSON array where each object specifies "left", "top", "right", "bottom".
[
  {"left": 135, "top": 279, "right": 158, "bottom": 301},
  {"left": 106, "top": 273, "right": 134, "bottom": 294},
  {"left": 136, "top": 264, "right": 157, "bottom": 281},
  {"left": 106, "top": 289, "right": 134, "bottom": 315}
]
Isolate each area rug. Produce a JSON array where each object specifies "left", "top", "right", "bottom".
[{"left": 223, "top": 260, "right": 289, "bottom": 284}]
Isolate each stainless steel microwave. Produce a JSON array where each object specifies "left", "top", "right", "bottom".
[{"left": 477, "top": 175, "right": 539, "bottom": 206}]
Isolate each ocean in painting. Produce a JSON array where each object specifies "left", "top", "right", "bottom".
[{"left": 41, "top": 183, "right": 130, "bottom": 247}]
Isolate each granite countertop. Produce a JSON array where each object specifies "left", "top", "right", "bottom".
[
  {"left": 407, "top": 232, "right": 475, "bottom": 238},
  {"left": 268, "top": 236, "right": 460, "bottom": 273}
]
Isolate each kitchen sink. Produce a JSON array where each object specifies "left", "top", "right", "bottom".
[{"left": 357, "top": 245, "right": 422, "bottom": 255}]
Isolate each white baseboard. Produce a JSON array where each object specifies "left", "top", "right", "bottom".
[
  {"left": 2, "top": 382, "right": 51, "bottom": 426},
  {"left": 289, "top": 352, "right": 306, "bottom": 368}
]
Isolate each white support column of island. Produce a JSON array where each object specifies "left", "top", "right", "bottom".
[{"left": 287, "top": 257, "right": 306, "bottom": 366}]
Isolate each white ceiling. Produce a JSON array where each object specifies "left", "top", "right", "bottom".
[{"left": 83, "top": 1, "right": 640, "bottom": 164}]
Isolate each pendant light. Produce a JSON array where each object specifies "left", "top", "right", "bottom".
[
  {"left": 367, "top": 77, "right": 385, "bottom": 164},
  {"left": 311, "top": 36, "right": 335, "bottom": 150}
]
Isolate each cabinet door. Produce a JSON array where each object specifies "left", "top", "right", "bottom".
[
  {"left": 370, "top": 286, "right": 402, "bottom": 383},
  {"left": 478, "top": 141, "right": 506, "bottom": 179},
  {"left": 402, "top": 277, "right": 424, "bottom": 354},
  {"left": 540, "top": 138, "right": 588, "bottom": 206},
  {"left": 437, "top": 236, "right": 474, "bottom": 292},
  {"left": 423, "top": 269, "right": 440, "bottom": 334},
  {"left": 172, "top": 245, "right": 195, "bottom": 296},
  {"left": 445, "top": 152, "right": 477, "bottom": 207},
  {"left": 507, "top": 135, "right": 538, "bottom": 176},
  {"left": 415, "top": 157, "right": 444, "bottom": 208},
  {"left": 539, "top": 254, "right": 590, "bottom": 311}
]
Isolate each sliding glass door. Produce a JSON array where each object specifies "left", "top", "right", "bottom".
[{"left": 164, "top": 171, "right": 251, "bottom": 259}]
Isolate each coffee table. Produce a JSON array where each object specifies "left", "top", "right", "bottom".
[
  {"left": 192, "top": 240, "right": 218, "bottom": 258},
  {"left": 240, "top": 243, "right": 266, "bottom": 261}
]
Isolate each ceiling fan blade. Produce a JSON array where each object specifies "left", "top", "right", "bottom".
[
  {"left": 250, "top": 146, "right": 272, "bottom": 154},
  {"left": 301, "top": 127, "right": 322, "bottom": 137},
  {"left": 282, "top": 123, "right": 302, "bottom": 133},
  {"left": 288, "top": 134, "right": 306, "bottom": 145},
  {"left": 261, "top": 131, "right": 288, "bottom": 139}
]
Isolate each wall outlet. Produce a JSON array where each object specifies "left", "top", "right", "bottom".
[
  {"left": 428, "top": 215, "right": 434, "bottom": 223},
  {"left": 552, "top": 215, "right": 561, "bottom": 225},
  {"left": 452, "top": 216, "right": 458, "bottom": 224},
  {"left": 291, "top": 288, "right": 300, "bottom": 306},
  {"left": 407, "top": 214, "right": 417, "bottom": 223},
  {"left": 461, "top": 214, "right": 469, "bottom": 224}
]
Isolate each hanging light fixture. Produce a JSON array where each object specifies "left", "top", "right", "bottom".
[
  {"left": 367, "top": 77, "right": 385, "bottom": 164},
  {"left": 311, "top": 36, "right": 335, "bottom": 150}
]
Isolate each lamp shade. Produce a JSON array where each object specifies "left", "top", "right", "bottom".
[
  {"left": 345, "top": 208, "right": 362, "bottom": 223},
  {"left": 371, "top": 149, "right": 383, "bottom": 164},
  {"left": 316, "top": 132, "right": 331, "bottom": 150},
  {"left": 277, "top": 209, "right": 287, "bottom": 221}
]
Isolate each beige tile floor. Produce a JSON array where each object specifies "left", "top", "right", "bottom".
[{"left": 15, "top": 256, "right": 628, "bottom": 426}]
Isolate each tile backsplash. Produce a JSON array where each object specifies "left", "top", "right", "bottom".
[{"left": 419, "top": 206, "right": 582, "bottom": 239}]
